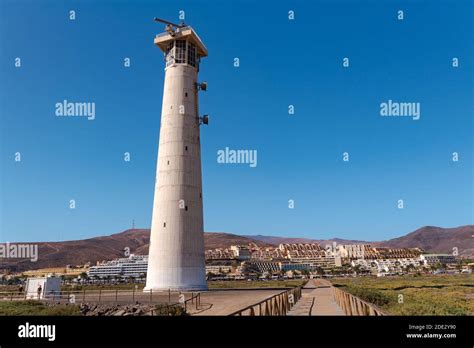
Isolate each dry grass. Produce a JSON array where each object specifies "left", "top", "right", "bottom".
[{"left": 331, "top": 274, "right": 474, "bottom": 315}]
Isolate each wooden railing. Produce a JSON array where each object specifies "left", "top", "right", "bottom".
[
  {"left": 332, "top": 286, "right": 386, "bottom": 316},
  {"left": 228, "top": 286, "right": 302, "bottom": 316}
]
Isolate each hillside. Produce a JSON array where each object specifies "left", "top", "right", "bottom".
[
  {"left": 376, "top": 225, "right": 474, "bottom": 256},
  {"left": 1, "top": 225, "right": 472, "bottom": 272},
  {"left": 245, "top": 235, "right": 370, "bottom": 247},
  {"left": 0, "top": 230, "right": 268, "bottom": 272},
  {"left": 247, "top": 226, "right": 474, "bottom": 256}
]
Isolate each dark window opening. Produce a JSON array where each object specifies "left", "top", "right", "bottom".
[
  {"left": 175, "top": 40, "right": 186, "bottom": 64},
  {"left": 200, "top": 193, "right": 202, "bottom": 198},
  {"left": 167, "top": 160, "right": 170, "bottom": 165},
  {"left": 185, "top": 206, "right": 188, "bottom": 211},
  {"left": 185, "top": 92, "right": 188, "bottom": 97},
  {"left": 187, "top": 42, "right": 197, "bottom": 67},
  {"left": 163, "top": 222, "right": 166, "bottom": 227},
  {"left": 185, "top": 146, "right": 188, "bottom": 151},
  {"left": 165, "top": 41, "right": 175, "bottom": 67}
]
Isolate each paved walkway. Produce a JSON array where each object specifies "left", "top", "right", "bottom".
[
  {"left": 190, "top": 289, "right": 283, "bottom": 316},
  {"left": 287, "top": 279, "right": 345, "bottom": 316}
]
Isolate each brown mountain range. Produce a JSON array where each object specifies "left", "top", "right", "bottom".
[
  {"left": 375, "top": 225, "right": 474, "bottom": 256},
  {"left": 1, "top": 225, "right": 472, "bottom": 272},
  {"left": 0, "top": 230, "right": 269, "bottom": 272},
  {"left": 244, "top": 235, "right": 370, "bottom": 247}
]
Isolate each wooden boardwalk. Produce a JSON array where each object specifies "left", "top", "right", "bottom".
[
  {"left": 189, "top": 289, "right": 283, "bottom": 315},
  {"left": 287, "top": 279, "right": 345, "bottom": 316}
]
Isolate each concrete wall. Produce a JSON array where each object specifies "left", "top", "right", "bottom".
[{"left": 145, "top": 60, "right": 207, "bottom": 291}]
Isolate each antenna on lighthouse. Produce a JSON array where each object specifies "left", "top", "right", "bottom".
[
  {"left": 154, "top": 17, "right": 186, "bottom": 36},
  {"left": 153, "top": 17, "right": 185, "bottom": 28}
]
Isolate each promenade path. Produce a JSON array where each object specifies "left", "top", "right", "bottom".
[
  {"left": 190, "top": 289, "right": 283, "bottom": 315},
  {"left": 287, "top": 279, "right": 344, "bottom": 316}
]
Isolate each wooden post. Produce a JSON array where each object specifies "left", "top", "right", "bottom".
[
  {"left": 345, "top": 293, "right": 351, "bottom": 315},
  {"left": 356, "top": 297, "right": 361, "bottom": 315},
  {"left": 348, "top": 293, "right": 353, "bottom": 315},
  {"left": 352, "top": 296, "right": 358, "bottom": 315},
  {"left": 365, "top": 303, "right": 370, "bottom": 316},
  {"left": 99, "top": 289, "right": 102, "bottom": 303},
  {"left": 132, "top": 288, "right": 135, "bottom": 302},
  {"left": 149, "top": 289, "right": 152, "bottom": 304},
  {"left": 343, "top": 292, "right": 348, "bottom": 315}
]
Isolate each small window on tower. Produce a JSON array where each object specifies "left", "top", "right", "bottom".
[
  {"left": 163, "top": 222, "right": 166, "bottom": 227},
  {"left": 185, "top": 92, "right": 188, "bottom": 97},
  {"left": 167, "top": 160, "right": 170, "bottom": 165},
  {"left": 185, "top": 146, "right": 188, "bottom": 151},
  {"left": 185, "top": 206, "right": 188, "bottom": 211}
]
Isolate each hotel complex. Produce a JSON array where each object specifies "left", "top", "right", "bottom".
[
  {"left": 88, "top": 255, "right": 148, "bottom": 278},
  {"left": 86, "top": 243, "right": 460, "bottom": 279}
]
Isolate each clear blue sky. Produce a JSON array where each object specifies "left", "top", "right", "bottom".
[{"left": 0, "top": 0, "right": 472, "bottom": 243}]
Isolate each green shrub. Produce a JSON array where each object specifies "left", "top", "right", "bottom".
[
  {"left": 0, "top": 301, "right": 82, "bottom": 316},
  {"left": 344, "top": 286, "right": 392, "bottom": 307},
  {"left": 153, "top": 304, "right": 188, "bottom": 316}
]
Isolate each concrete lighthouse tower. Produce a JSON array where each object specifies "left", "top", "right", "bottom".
[{"left": 145, "top": 19, "right": 209, "bottom": 291}]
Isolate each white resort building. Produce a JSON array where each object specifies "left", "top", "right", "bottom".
[{"left": 88, "top": 255, "right": 148, "bottom": 278}]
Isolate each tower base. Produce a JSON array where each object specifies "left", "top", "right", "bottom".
[
  {"left": 143, "top": 284, "right": 208, "bottom": 292},
  {"left": 144, "top": 266, "right": 208, "bottom": 292}
]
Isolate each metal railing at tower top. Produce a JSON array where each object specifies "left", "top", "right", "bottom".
[
  {"left": 332, "top": 286, "right": 386, "bottom": 316},
  {"left": 228, "top": 286, "right": 303, "bottom": 316}
]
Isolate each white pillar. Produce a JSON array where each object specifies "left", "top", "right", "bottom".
[{"left": 145, "top": 28, "right": 208, "bottom": 291}]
